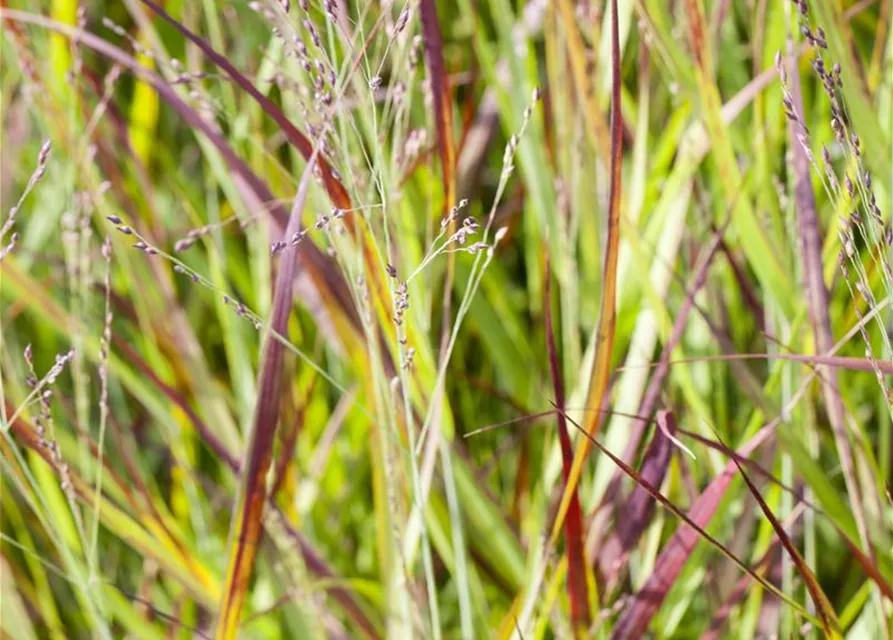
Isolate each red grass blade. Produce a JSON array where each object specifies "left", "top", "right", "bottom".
[
  {"left": 551, "top": 0, "right": 624, "bottom": 548},
  {"left": 215, "top": 156, "right": 317, "bottom": 640},
  {"left": 270, "top": 380, "right": 313, "bottom": 499},
  {"left": 622, "top": 352, "right": 893, "bottom": 375},
  {"left": 419, "top": 0, "right": 462, "bottom": 402},
  {"left": 544, "top": 253, "right": 590, "bottom": 631}
]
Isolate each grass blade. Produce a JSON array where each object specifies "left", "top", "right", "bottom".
[
  {"left": 715, "top": 426, "right": 842, "bottom": 636},
  {"left": 215, "top": 155, "right": 317, "bottom": 640},
  {"left": 607, "top": 421, "right": 797, "bottom": 637},
  {"left": 684, "top": 428, "right": 893, "bottom": 604},
  {"left": 544, "top": 252, "right": 590, "bottom": 632},
  {"left": 550, "top": 0, "right": 624, "bottom": 547},
  {"left": 419, "top": 0, "right": 456, "bottom": 210}
]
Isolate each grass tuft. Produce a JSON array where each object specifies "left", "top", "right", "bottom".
[{"left": 1, "top": 1, "right": 890, "bottom": 637}]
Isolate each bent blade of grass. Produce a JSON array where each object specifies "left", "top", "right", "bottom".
[
  {"left": 715, "top": 426, "right": 842, "bottom": 637},
  {"left": 544, "top": 252, "right": 591, "bottom": 632},
  {"left": 686, "top": 427, "right": 893, "bottom": 603},
  {"left": 214, "top": 155, "right": 317, "bottom": 640},
  {"left": 550, "top": 0, "right": 623, "bottom": 549}
]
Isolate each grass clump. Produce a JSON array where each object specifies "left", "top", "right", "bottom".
[{"left": 0, "top": 0, "right": 891, "bottom": 638}]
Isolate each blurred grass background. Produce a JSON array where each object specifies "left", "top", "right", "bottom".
[{"left": 0, "top": 0, "right": 891, "bottom": 637}]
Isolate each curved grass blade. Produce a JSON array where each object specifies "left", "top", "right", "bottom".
[
  {"left": 626, "top": 351, "right": 893, "bottom": 375},
  {"left": 214, "top": 155, "right": 317, "bottom": 640},
  {"left": 544, "top": 252, "right": 590, "bottom": 632},
  {"left": 712, "top": 429, "right": 842, "bottom": 637},
  {"left": 550, "top": 0, "right": 624, "bottom": 548},
  {"left": 683, "top": 428, "right": 893, "bottom": 604}
]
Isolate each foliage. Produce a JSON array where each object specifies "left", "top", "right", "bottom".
[{"left": 0, "top": 0, "right": 891, "bottom": 637}]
